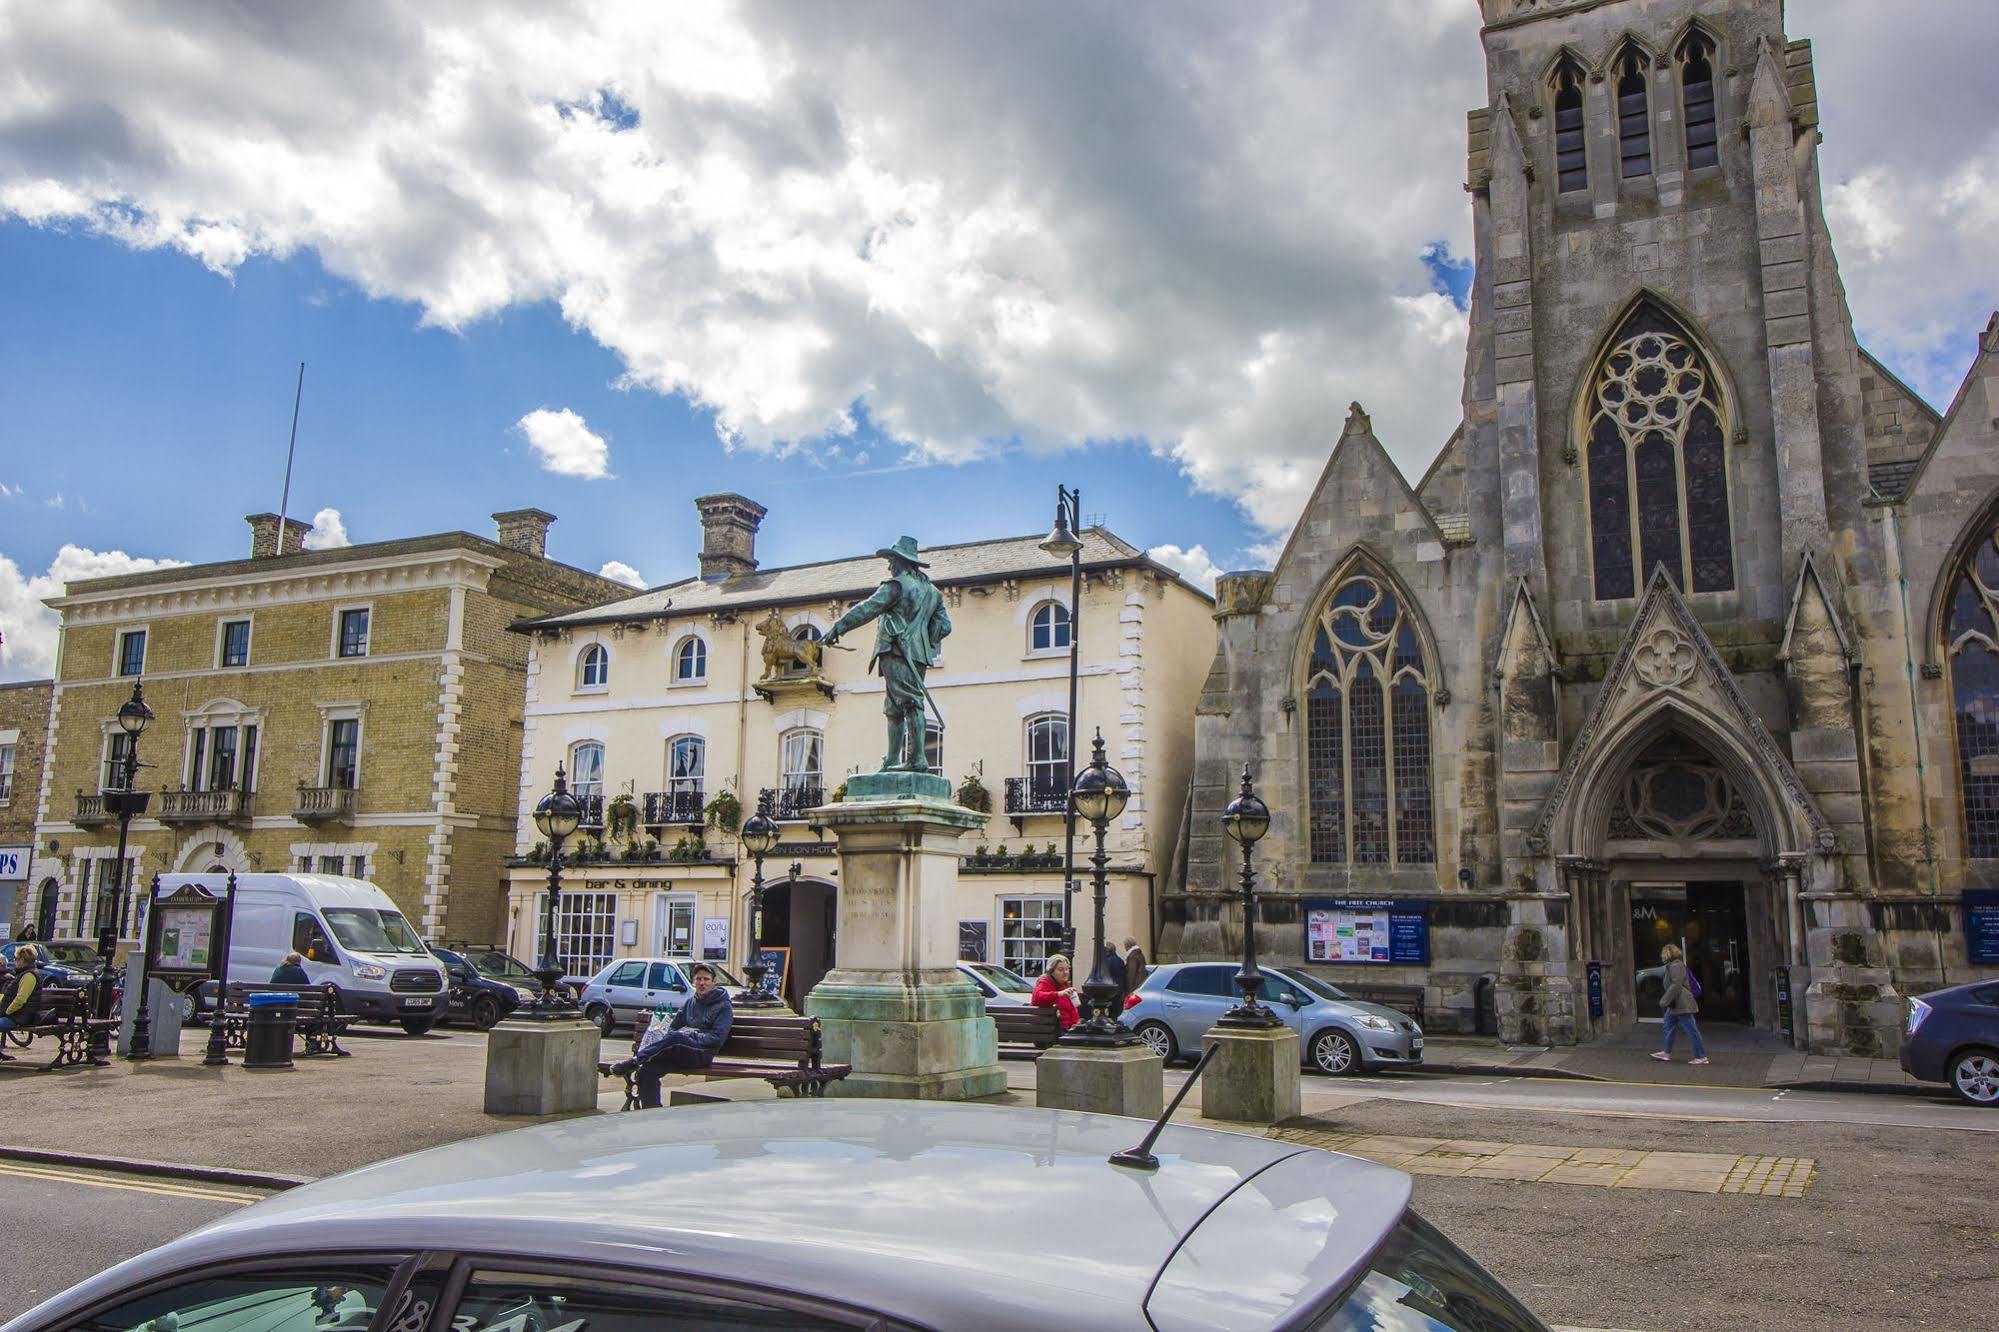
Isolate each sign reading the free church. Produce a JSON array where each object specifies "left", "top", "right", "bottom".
[
  {"left": 1967, "top": 890, "right": 1999, "bottom": 966},
  {"left": 1304, "top": 899, "right": 1429, "bottom": 966}
]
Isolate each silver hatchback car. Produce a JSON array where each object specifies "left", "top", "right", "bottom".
[
  {"left": 7, "top": 1101, "right": 1549, "bottom": 1331},
  {"left": 1127, "top": 961, "right": 1425, "bottom": 1075},
  {"left": 576, "top": 956, "right": 748, "bottom": 1034}
]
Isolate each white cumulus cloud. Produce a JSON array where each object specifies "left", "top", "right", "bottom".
[
  {"left": 1147, "top": 543, "right": 1224, "bottom": 593},
  {"left": 0, "top": 545, "right": 191, "bottom": 681},
  {"left": 598, "top": 559, "right": 646, "bottom": 588},
  {"left": 516, "top": 408, "right": 612, "bottom": 481},
  {"left": 301, "top": 506, "right": 351, "bottom": 550}
]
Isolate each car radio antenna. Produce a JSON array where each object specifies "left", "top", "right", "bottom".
[{"left": 1109, "top": 1044, "right": 1218, "bottom": 1172}]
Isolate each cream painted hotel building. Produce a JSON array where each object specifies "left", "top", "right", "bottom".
[{"left": 502, "top": 494, "right": 1215, "bottom": 1005}]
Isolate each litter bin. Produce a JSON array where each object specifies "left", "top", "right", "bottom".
[{"left": 243, "top": 992, "right": 298, "bottom": 1070}]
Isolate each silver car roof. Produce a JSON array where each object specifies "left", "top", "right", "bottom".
[{"left": 22, "top": 1102, "right": 1411, "bottom": 1331}]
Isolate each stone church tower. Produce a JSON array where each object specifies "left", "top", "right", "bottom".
[{"left": 1178, "top": 0, "right": 1999, "bottom": 1055}]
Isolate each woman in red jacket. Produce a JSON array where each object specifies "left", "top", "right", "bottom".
[{"left": 1031, "top": 954, "right": 1081, "bottom": 1030}]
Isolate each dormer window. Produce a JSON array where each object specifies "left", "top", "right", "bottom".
[
  {"left": 1679, "top": 33, "right": 1719, "bottom": 170},
  {"left": 1552, "top": 59, "right": 1588, "bottom": 194},
  {"left": 1615, "top": 47, "right": 1652, "bottom": 179}
]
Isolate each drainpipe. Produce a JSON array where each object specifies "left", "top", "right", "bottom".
[
  {"left": 735, "top": 617, "right": 751, "bottom": 974},
  {"left": 1887, "top": 504, "right": 1948, "bottom": 985}
]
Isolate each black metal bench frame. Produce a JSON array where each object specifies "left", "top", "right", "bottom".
[
  {"left": 219, "top": 982, "right": 352, "bottom": 1057},
  {"left": 601, "top": 1012, "right": 851, "bottom": 1108},
  {"left": 0, "top": 988, "right": 118, "bottom": 1070}
]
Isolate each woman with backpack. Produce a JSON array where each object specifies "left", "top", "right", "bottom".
[{"left": 1651, "top": 943, "right": 1710, "bottom": 1066}]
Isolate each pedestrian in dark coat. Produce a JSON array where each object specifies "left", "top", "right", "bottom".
[
  {"left": 270, "top": 952, "right": 311, "bottom": 986},
  {"left": 1122, "top": 938, "right": 1148, "bottom": 993}
]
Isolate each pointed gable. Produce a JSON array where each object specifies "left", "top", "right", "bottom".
[
  {"left": 1269, "top": 402, "right": 1445, "bottom": 587},
  {"left": 1531, "top": 568, "right": 1833, "bottom": 858},
  {"left": 1779, "top": 552, "right": 1856, "bottom": 731},
  {"left": 1496, "top": 578, "right": 1559, "bottom": 745}
]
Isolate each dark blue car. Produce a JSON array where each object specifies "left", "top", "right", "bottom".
[{"left": 1901, "top": 979, "right": 1999, "bottom": 1106}]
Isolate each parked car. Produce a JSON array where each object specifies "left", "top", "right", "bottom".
[
  {"left": 1901, "top": 978, "right": 1999, "bottom": 1106},
  {"left": 1125, "top": 961, "right": 1424, "bottom": 1076},
  {"left": 0, "top": 938, "right": 103, "bottom": 990},
  {"left": 3, "top": 1101, "right": 1551, "bottom": 1331},
  {"left": 162, "top": 873, "right": 446, "bottom": 1035},
  {"left": 429, "top": 947, "right": 534, "bottom": 1030},
  {"left": 956, "top": 960, "right": 1038, "bottom": 1006},
  {"left": 577, "top": 957, "right": 749, "bottom": 1034}
]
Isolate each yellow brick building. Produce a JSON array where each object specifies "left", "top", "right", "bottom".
[
  {"left": 33, "top": 509, "right": 626, "bottom": 948},
  {"left": 501, "top": 495, "right": 1216, "bottom": 1008}
]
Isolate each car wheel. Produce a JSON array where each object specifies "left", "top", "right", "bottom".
[
  {"left": 585, "top": 1004, "right": 615, "bottom": 1036},
  {"left": 398, "top": 1016, "right": 437, "bottom": 1037},
  {"left": 1310, "top": 1028, "right": 1358, "bottom": 1076},
  {"left": 177, "top": 993, "right": 195, "bottom": 1023},
  {"left": 1134, "top": 1020, "right": 1178, "bottom": 1063},
  {"left": 1950, "top": 1048, "right": 1999, "bottom": 1106},
  {"left": 469, "top": 994, "right": 503, "bottom": 1031}
]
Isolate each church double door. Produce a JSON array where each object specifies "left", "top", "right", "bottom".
[{"left": 1630, "top": 882, "right": 1752, "bottom": 1023}]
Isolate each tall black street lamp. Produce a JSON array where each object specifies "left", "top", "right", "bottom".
[
  {"left": 529, "top": 764, "right": 584, "bottom": 1016},
  {"left": 93, "top": 682, "right": 153, "bottom": 1061},
  {"left": 1038, "top": 485, "right": 1085, "bottom": 960},
  {"left": 1217, "top": 765, "right": 1281, "bottom": 1029},
  {"left": 738, "top": 790, "right": 782, "bottom": 1008},
  {"left": 1063, "top": 730, "right": 1135, "bottom": 1046}
]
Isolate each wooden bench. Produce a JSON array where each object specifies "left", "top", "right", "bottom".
[
  {"left": 601, "top": 1011, "right": 851, "bottom": 1108},
  {"left": 219, "top": 983, "right": 352, "bottom": 1057},
  {"left": 0, "top": 987, "right": 119, "bottom": 1070},
  {"left": 1342, "top": 983, "right": 1426, "bottom": 1028},
  {"left": 991, "top": 1003, "right": 1062, "bottom": 1059}
]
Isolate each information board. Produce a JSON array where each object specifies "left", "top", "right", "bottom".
[
  {"left": 1586, "top": 961, "right": 1604, "bottom": 1020},
  {"left": 958, "top": 920, "right": 989, "bottom": 963},
  {"left": 1967, "top": 890, "right": 1999, "bottom": 965},
  {"left": 700, "top": 917, "right": 729, "bottom": 961},
  {"left": 1303, "top": 899, "right": 1430, "bottom": 966},
  {"left": 145, "top": 880, "right": 231, "bottom": 981}
]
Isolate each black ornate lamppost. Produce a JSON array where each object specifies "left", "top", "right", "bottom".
[
  {"left": 93, "top": 682, "right": 153, "bottom": 1061},
  {"left": 1217, "top": 765, "right": 1281, "bottom": 1029},
  {"left": 1062, "top": 729, "right": 1136, "bottom": 1046},
  {"left": 529, "top": 764, "right": 584, "bottom": 1016},
  {"left": 1038, "top": 486, "right": 1085, "bottom": 962},
  {"left": 737, "top": 790, "right": 782, "bottom": 1008}
]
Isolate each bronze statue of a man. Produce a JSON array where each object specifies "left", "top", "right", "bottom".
[{"left": 826, "top": 536, "right": 950, "bottom": 772}]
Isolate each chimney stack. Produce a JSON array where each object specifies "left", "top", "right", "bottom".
[
  {"left": 247, "top": 513, "right": 312, "bottom": 559},
  {"left": 493, "top": 508, "right": 557, "bottom": 558},
  {"left": 693, "top": 493, "right": 766, "bottom": 581}
]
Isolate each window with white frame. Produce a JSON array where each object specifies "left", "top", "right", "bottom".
[
  {"left": 116, "top": 629, "right": 147, "bottom": 678},
  {"left": 317, "top": 855, "right": 345, "bottom": 875},
  {"left": 569, "top": 741, "right": 605, "bottom": 826},
  {"left": 102, "top": 731, "right": 137, "bottom": 793},
  {"left": 1029, "top": 600, "right": 1071, "bottom": 653},
  {"left": 780, "top": 729, "right": 823, "bottom": 796},
  {"left": 578, "top": 644, "right": 609, "bottom": 690},
  {"left": 336, "top": 607, "right": 370, "bottom": 658},
  {"left": 219, "top": 618, "right": 251, "bottom": 669},
  {"left": 0, "top": 742, "right": 13, "bottom": 802},
  {"left": 923, "top": 722, "right": 943, "bottom": 778},
  {"left": 535, "top": 890, "right": 617, "bottom": 978},
  {"left": 667, "top": 736, "right": 704, "bottom": 799},
  {"left": 1025, "top": 714, "right": 1069, "bottom": 804},
  {"left": 326, "top": 718, "right": 360, "bottom": 789},
  {"left": 188, "top": 720, "right": 259, "bottom": 792},
  {"left": 999, "top": 896, "right": 1065, "bottom": 977},
  {"left": 673, "top": 636, "right": 707, "bottom": 683}
]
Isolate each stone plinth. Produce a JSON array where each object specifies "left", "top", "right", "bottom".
[
  {"left": 804, "top": 795, "right": 1007, "bottom": 1100},
  {"left": 1200, "top": 1024, "right": 1301, "bottom": 1124},
  {"left": 1035, "top": 1042, "right": 1165, "bottom": 1118},
  {"left": 484, "top": 1018, "right": 601, "bottom": 1115}
]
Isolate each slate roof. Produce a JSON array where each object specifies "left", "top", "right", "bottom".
[
  {"left": 1868, "top": 458, "right": 1920, "bottom": 500},
  {"left": 525, "top": 527, "right": 1199, "bottom": 629}
]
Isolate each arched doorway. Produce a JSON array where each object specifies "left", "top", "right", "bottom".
[
  {"left": 754, "top": 872, "right": 837, "bottom": 1010},
  {"left": 35, "top": 878, "right": 59, "bottom": 940}
]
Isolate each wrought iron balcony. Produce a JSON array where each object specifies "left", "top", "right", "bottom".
[
  {"left": 768, "top": 783, "right": 825, "bottom": 821},
  {"left": 1004, "top": 777, "right": 1071, "bottom": 816},
  {"left": 156, "top": 788, "right": 246, "bottom": 823},
  {"left": 575, "top": 793, "right": 606, "bottom": 829},
  {"left": 643, "top": 789, "right": 706, "bottom": 826},
  {"left": 73, "top": 792, "right": 109, "bottom": 826},
  {"left": 294, "top": 784, "right": 356, "bottom": 823}
]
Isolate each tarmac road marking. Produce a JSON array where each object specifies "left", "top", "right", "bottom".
[{"left": 0, "top": 1161, "right": 264, "bottom": 1206}]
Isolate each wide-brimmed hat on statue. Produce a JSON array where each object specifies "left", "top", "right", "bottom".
[{"left": 876, "top": 535, "right": 929, "bottom": 568}]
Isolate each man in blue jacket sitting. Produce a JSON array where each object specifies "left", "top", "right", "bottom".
[{"left": 609, "top": 962, "right": 735, "bottom": 1109}]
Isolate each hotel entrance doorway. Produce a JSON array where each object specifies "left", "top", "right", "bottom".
[{"left": 1630, "top": 882, "right": 1752, "bottom": 1023}]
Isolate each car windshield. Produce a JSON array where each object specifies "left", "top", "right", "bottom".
[
  {"left": 41, "top": 943, "right": 100, "bottom": 965},
  {"left": 469, "top": 951, "right": 535, "bottom": 980},
  {"left": 1280, "top": 968, "right": 1352, "bottom": 1002},
  {"left": 1313, "top": 1211, "right": 1543, "bottom": 1331},
  {"left": 965, "top": 963, "right": 1035, "bottom": 994},
  {"left": 322, "top": 908, "right": 426, "bottom": 954}
]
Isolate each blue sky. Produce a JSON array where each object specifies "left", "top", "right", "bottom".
[{"left": 0, "top": 2, "right": 1993, "bottom": 681}]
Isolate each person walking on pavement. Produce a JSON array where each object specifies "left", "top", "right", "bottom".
[
  {"left": 608, "top": 962, "right": 735, "bottom": 1109},
  {"left": 1651, "top": 943, "right": 1710, "bottom": 1066}
]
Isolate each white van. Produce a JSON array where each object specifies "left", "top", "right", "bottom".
[{"left": 167, "top": 873, "right": 447, "bottom": 1035}]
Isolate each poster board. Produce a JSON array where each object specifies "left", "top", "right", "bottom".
[
  {"left": 701, "top": 917, "right": 730, "bottom": 961},
  {"left": 1967, "top": 890, "right": 1999, "bottom": 965},
  {"left": 755, "top": 946, "right": 790, "bottom": 1000},
  {"left": 958, "top": 920, "right": 989, "bottom": 963},
  {"left": 1303, "top": 899, "right": 1429, "bottom": 966},
  {"left": 145, "top": 881, "right": 230, "bottom": 981}
]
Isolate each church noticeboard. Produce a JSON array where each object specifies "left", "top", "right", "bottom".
[
  {"left": 1967, "top": 890, "right": 1999, "bottom": 965},
  {"left": 1304, "top": 899, "right": 1429, "bottom": 966},
  {"left": 146, "top": 882, "right": 229, "bottom": 980}
]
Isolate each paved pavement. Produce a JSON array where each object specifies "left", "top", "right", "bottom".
[{"left": 1421, "top": 1020, "right": 1923, "bottom": 1092}]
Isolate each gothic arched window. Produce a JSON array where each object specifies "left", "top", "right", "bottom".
[
  {"left": 1585, "top": 305, "right": 1734, "bottom": 599},
  {"left": 1946, "top": 528, "right": 1999, "bottom": 855},
  {"left": 1678, "top": 31, "right": 1719, "bottom": 170},
  {"left": 1551, "top": 57, "right": 1589, "bottom": 194},
  {"left": 1305, "top": 574, "right": 1435, "bottom": 866},
  {"left": 1615, "top": 45, "right": 1652, "bottom": 178}
]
